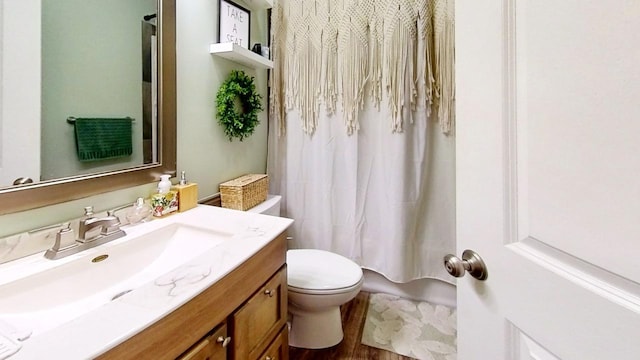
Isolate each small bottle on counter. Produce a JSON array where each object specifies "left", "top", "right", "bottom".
[
  {"left": 126, "top": 197, "right": 153, "bottom": 224},
  {"left": 174, "top": 171, "right": 199, "bottom": 212},
  {"left": 150, "top": 174, "right": 179, "bottom": 217}
]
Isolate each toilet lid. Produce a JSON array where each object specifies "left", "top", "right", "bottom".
[{"left": 287, "top": 249, "right": 363, "bottom": 291}]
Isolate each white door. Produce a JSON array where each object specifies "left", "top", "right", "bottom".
[
  {"left": 0, "top": 0, "right": 40, "bottom": 186},
  {"left": 455, "top": 1, "right": 640, "bottom": 359}
]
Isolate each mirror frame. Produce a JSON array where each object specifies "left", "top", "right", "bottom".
[{"left": 0, "top": 0, "right": 176, "bottom": 215}]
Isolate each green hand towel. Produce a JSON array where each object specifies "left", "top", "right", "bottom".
[{"left": 74, "top": 118, "right": 133, "bottom": 162}]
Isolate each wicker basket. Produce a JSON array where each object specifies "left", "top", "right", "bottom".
[{"left": 219, "top": 174, "right": 268, "bottom": 211}]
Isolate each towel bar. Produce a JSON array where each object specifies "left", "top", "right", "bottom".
[{"left": 67, "top": 116, "right": 135, "bottom": 124}]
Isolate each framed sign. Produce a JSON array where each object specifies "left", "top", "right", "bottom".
[{"left": 218, "top": 0, "right": 251, "bottom": 49}]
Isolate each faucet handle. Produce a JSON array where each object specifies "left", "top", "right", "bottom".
[
  {"left": 57, "top": 222, "right": 74, "bottom": 237},
  {"left": 53, "top": 223, "right": 75, "bottom": 250},
  {"left": 101, "top": 212, "right": 123, "bottom": 236},
  {"left": 44, "top": 223, "right": 78, "bottom": 260},
  {"left": 83, "top": 206, "right": 94, "bottom": 217}
]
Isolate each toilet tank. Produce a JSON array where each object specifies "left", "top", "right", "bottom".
[{"left": 247, "top": 195, "right": 281, "bottom": 216}]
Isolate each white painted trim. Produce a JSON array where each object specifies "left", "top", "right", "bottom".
[
  {"left": 508, "top": 238, "right": 640, "bottom": 312},
  {"left": 512, "top": 325, "right": 561, "bottom": 360},
  {"left": 503, "top": 0, "right": 519, "bottom": 246}
]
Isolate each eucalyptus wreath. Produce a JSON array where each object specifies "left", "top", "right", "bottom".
[{"left": 216, "top": 70, "right": 264, "bottom": 141}]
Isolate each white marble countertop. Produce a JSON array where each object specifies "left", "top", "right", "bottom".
[{"left": 0, "top": 205, "right": 293, "bottom": 360}]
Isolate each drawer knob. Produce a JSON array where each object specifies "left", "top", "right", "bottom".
[
  {"left": 216, "top": 336, "right": 231, "bottom": 348},
  {"left": 264, "top": 289, "right": 275, "bottom": 297},
  {"left": 265, "top": 356, "right": 273, "bottom": 360}
]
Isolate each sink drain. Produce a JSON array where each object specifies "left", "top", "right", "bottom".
[
  {"left": 91, "top": 254, "right": 109, "bottom": 263},
  {"left": 111, "top": 289, "right": 132, "bottom": 301}
]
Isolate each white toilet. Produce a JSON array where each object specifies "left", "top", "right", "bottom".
[{"left": 248, "top": 195, "right": 364, "bottom": 349}]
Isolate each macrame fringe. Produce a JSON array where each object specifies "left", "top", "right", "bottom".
[
  {"left": 270, "top": 0, "right": 455, "bottom": 136},
  {"left": 339, "top": 0, "right": 369, "bottom": 135},
  {"left": 320, "top": 0, "right": 340, "bottom": 115},
  {"left": 433, "top": 0, "right": 455, "bottom": 134},
  {"left": 299, "top": 42, "right": 321, "bottom": 133},
  {"left": 367, "top": 1, "right": 384, "bottom": 109},
  {"left": 269, "top": 1, "right": 286, "bottom": 136},
  {"left": 383, "top": 0, "right": 418, "bottom": 132},
  {"left": 416, "top": 0, "right": 435, "bottom": 115}
]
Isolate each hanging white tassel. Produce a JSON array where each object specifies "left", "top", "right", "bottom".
[
  {"left": 338, "top": 0, "right": 369, "bottom": 135},
  {"left": 383, "top": 0, "right": 418, "bottom": 132},
  {"left": 416, "top": 0, "right": 435, "bottom": 115},
  {"left": 281, "top": 3, "right": 303, "bottom": 131},
  {"left": 318, "top": 0, "right": 340, "bottom": 115},
  {"left": 367, "top": 0, "right": 384, "bottom": 109},
  {"left": 269, "top": 0, "right": 286, "bottom": 136},
  {"left": 433, "top": 0, "right": 455, "bottom": 134}
]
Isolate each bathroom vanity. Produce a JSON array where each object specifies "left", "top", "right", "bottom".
[
  {"left": 1, "top": 205, "right": 292, "bottom": 360},
  {"left": 99, "top": 233, "right": 288, "bottom": 360}
]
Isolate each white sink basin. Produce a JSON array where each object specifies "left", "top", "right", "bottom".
[
  {"left": 0, "top": 224, "right": 229, "bottom": 314},
  {"left": 0, "top": 205, "right": 293, "bottom": 359},
  {"left": 0, "top": 222, "right": 231, "bottom": 336}
]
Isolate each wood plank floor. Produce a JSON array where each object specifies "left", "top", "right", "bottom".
[{"left": 289, "top": 291, "right": 415, "bottom": 360}]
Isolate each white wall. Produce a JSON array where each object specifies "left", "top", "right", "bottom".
[
  {"left": 0, "top": 0, "right": 271, "bottom": 238},
  {"left": 176, "top": 0, "right": 270, "bottom": 199}
]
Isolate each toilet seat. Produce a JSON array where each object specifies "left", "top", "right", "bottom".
[
  {"left": 287, "top": 249, "right": 363, "bottom": 294},
  {"left": 288, "top": 277, "right": 364, "bottom": 296}
]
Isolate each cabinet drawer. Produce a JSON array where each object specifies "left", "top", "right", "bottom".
[
  {"left": 231, "top": 266, "right": 287, "bottom": 360},
  {"left": 177, "top": 323, "right": 229, "bottom": 360},
  {"left": 256, "top": 326, "right": 289, "bottom": 360}
]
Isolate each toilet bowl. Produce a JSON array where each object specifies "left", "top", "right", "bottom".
[
  {"left": 248, "top": 195, "right": 364, "bottom": 349},
  {"left": 287, "top": 249, "right": 363, "bottom": 349}
]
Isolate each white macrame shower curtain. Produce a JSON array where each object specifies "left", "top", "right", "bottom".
[{"left": 268, "top": 0, "right": 456, "bottom": 283}]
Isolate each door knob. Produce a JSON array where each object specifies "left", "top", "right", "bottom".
[{"left": 443, "top": 249, "right": 488, "bottom": 281}]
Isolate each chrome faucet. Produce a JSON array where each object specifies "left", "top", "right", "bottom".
[{"left": 44, "top": 206, "right": 127, "bottom": 260}]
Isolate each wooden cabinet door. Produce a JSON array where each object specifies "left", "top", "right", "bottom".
[
  {"left": 256, "top": 327, "right": 288, "bottom": 360},
  {"left": 177, "top": 324, "right": 228, "bottom": 360},
  {"left": 231, "top": 267, "right": 287, "bottom": 360}
]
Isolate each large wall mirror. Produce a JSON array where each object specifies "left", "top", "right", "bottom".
[{"left": 0, "top": 0, "right": 176, "bottom": 215}]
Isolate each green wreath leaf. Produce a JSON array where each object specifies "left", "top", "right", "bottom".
[{"left": 215, "top": 70, "right": 264, "bottom": 141}]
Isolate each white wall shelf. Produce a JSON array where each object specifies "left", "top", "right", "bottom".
[{"left": 209, "top": 42, "right": 273, "bottom": 69}]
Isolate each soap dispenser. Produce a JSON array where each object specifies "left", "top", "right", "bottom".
[
  {"left": 175, "top": 171, "right": 198, "bottom": 212},
  {"left": 157, "top": 174, "right": 172, "bottom": 194},
  {"left": 151, "top": 175, "right": 179, "bottom": 217}
]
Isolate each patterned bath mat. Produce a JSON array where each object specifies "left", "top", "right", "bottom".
[{"left": 361, "top": 293, "right": 457, "bottom": 360}]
